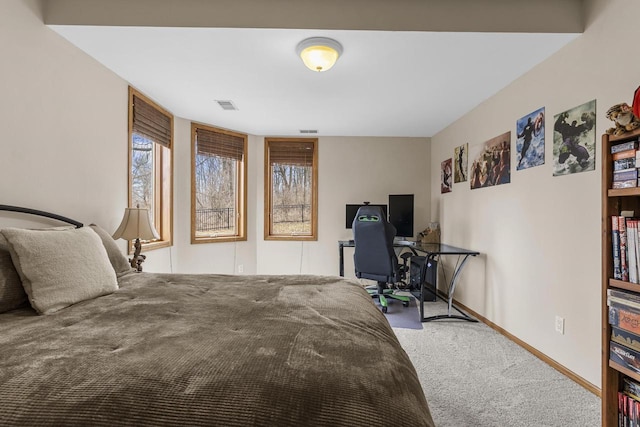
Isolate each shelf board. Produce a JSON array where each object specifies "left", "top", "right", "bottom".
[
  {"left": 609, "top": 279, "right": 640, "bottom": 292},
  {"left": 610, "top": 360, "right": 640, "bottom": 383},
  {"left": 609, "top": 128, "right": 640, "bottom": 143},
  {"left": 609, "top": 187, "right": 640, "bottom": 197}
]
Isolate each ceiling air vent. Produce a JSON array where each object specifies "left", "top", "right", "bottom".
[
  {"left": 215, "top": 100, "right": 238, "bottom": 111},
  {"left": 299, "top": 129, "right": 318, "bottom": 134}
]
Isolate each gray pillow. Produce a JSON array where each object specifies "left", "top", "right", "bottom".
[
  {"left": 0, "top": 234, "right": 27, "bottom": 313},
  {"left": 1, "top": 227, "right": 118, "bottom": 315},
  {"left": 89, "top": 224, "right": 133, "bottom": 276}
]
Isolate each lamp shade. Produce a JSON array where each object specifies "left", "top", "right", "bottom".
[
  {"left": 296, "top": 37, "right": 343, "bottom": 72},
  {"left": 112, "top": 207, "right": 159, "bottom": 241}
]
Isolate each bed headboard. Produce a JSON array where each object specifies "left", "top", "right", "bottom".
[{"left": 0, "top": 205, "right": 83, "bottom": 228}]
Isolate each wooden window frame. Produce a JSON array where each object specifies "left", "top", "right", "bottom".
[
  {"left": 127, "top": 86, "right": 173, "bottom": 253},
  {"left": 191, "top": 122, "right": 248, "bottom": 244},
  {"left": 264, "top": 138, "right": 318, "bottom": 241}
]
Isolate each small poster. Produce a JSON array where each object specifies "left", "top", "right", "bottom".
[
  {"left": 553, "top": 99, "right": 596, "bottom": 176},
  {"left": 516, "top": 107, "right": 545, "bottom": 170},
  {"left": 441, "top": 158, "right": 452, "bottom": 193},
  {"left": 470, "top": 131, "right": 511, "bottom": 190},
  {"left": 454, "top": 143, "right": 468, "bottom": 183}
]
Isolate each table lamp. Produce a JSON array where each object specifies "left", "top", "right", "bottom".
[{"left": 112, "top": 206, "right": 159, "bottom": 272}]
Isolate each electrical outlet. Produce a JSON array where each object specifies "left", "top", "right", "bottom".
[
  {"left": 238, "top": 264, "right": 244, "bottom": 273},
  {"left": 555, "top": 316, "right": 565, "bottom": 334}
]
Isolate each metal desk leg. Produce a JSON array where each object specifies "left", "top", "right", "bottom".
[
  {"left": 339, "top": 243, "right": 345, "bottom": 277},
  {"left": 421, "top": 254, "right": 478, "bottom": 322}
]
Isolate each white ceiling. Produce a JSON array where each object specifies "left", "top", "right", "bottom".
[{"left": 50, "top": 25, "right": 578, "bottom": 137}]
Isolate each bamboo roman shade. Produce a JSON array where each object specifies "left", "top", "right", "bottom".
[
  {"left": 269, "top": 141, "right": 315, "bottom": 166},
  {"left": 195, "top": 127, "right": 245, "bottom": 161},
  {"left": 132, "top": 94, "right": 172, "bottom": 148}
]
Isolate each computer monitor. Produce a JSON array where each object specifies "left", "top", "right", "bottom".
[
  {"left": 345, "top": 203, "right": 388, "bottom": 229},
  {"left": 389, "top": 194, "right": 414, "bottom": 239}
]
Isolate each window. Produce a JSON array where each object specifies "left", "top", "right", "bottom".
[
  {"left": 191, "top": 123, "right": 247, "bottom": 243},
  {"left": 264, "top": 138, "right": 318, "bottom": 241},
  {"left": 128, "top": 87, "right": 173, "bottom": 251}
]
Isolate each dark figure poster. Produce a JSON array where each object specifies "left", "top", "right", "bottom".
[
  {"left": 454, "top": 143, "right": 468, "bottom": 183},
  {"left": 553, "top": 100, "right": 596, "bottom": 176},
  {"left": 516, "top": 107, "right": 545, "bottom": 170},
  {"left": 470, "top": 131, "right": 511, "bottom": 190},
  {"left": 441, "top": 158, "right": 452, "bottom": 193}
]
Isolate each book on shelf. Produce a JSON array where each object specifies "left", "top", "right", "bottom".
[
  {"left": 612, "top": 140, "right": 639, "bottom": 154},
  {"left": 619, "top": 392, "right": 624, "bottom": 427},
  {"left": 619, "top": 392, "right": 623, "bottom": 427},
  {"left": 614, "top": 216, "right": 623, "bottom": 280},
  {"left": 621, "top": 215, "right": 630, "bottom": 282},
  {"left": 613, "top": 179, "right": 638, "bottom": 189},
  {"left": 619, "top": 391, "right": 640, "bottom": 427},
  {"left": 609, "top": 304, "right": 640, "bottom": 336},
  {"left": 613, "top": 326, "right": 640, "bottom": 353},
  {"left": 615, "top": 169, "right": 640, "bottom": 182},
  {"left": 625, "top": 377, "right": 640, "bottom": 402},
  {"left": 615, "top": 157, "right": 637, "bottom": 171},
  {"left": 609, "top": 295, "right": 640, "bottom": 313},
  {"left": 629, "top": 218, "right": 639, "bottom": 284},
  {"left": 610, "top": 340, "right": 640, "bottom": 375},
  {"left": 610, "top": 288, "right": 640, "bottom": 305},
  {"left": 613, "top": 149, "right": 638, "bottom": 161}
]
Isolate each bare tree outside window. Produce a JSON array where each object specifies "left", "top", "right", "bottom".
[
  {"left": 271, "top": 163, "right": 312, "bottom": 235},
  {"left": 194, "top": 153, "right": 237, "bottom": 236},
  {"left": 131, "top": 134, "right": 155, "bottom": 227},
  {"left": 191, "top": 123, "right": 247, "bottom": 243},
  {"left": 265, "top": 138, "right": 317, "bottom": 240}
]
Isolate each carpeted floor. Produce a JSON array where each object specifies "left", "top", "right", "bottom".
[{"left": 386, "top": 298, "right": 601, "bottom": 427}]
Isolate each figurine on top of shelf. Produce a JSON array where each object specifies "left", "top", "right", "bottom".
[{"left": 606, "top": 86, "right": 640, "bottom": 136}]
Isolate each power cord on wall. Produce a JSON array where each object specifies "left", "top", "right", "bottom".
[
  {"left": 299, "top": 241, "right": 304, "bottom": 274},
  {"left": 233, "top": 240, "right": 238, "bottom": 275},
  {"left": 169, "top": 245, "right": 174, "bottom": 273}
]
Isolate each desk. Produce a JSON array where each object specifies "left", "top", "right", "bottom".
[{"left": 338, "top": 240, "right": 479, "bottom": 322}]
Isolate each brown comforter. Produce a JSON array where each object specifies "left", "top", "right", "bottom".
[{"left": 0, "top": 272, "right": 434, "bottom": 426}]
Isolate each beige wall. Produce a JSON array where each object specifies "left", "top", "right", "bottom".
[
  {"left": 430, "top": 0, "right": 640, "bottom": 388},
  {"left": 0, "top": 0, "right": 127, "bottom": 240}
]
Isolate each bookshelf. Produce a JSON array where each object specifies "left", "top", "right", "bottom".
[{"left": 602, "top": 127, "right": 640, "bottom": 426}]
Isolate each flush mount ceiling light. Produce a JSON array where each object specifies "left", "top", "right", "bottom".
[{"left": 296, "top": 37, "right": 343, "bottom": 72}]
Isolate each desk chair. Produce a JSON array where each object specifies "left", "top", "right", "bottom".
[{"left": 352, "top": 205, "right": 411, "bottom": 313}]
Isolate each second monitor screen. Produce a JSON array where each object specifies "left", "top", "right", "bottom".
[{"left": 389, "top": 194, "right": 414, "bottom": 238}]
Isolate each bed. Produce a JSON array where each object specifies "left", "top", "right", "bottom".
[{"left": 0, "top": 206, "right": 434, "bottom": 426}]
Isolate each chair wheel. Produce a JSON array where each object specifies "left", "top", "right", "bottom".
[
  {"left": 403, "top": 301, "right": 410, "bottom": 307},
  {"left": 382, "top": 306, "right": 388, "bottom": 313}
]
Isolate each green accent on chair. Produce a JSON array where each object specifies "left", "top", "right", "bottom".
[
  {"left": 392, "top": 294, "right": 411, "bottom": 302},
  {"left": 379, "top": 294, "right": 388, "bottom": 307},
  {"left": 357, "top": 215, "right": 379, "bottom": 222}
]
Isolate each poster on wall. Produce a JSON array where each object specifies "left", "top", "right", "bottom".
[
  {"left": 516, "top": 107, "right": 545, "bottom": 170},
  {"left": 552, "top": 99, "right": 596, "bottom": 176},
  {"left": 454, "top": 143, "right": 468, "bottom": 183},
  {"left": 441, "top": 158, "right": 452, "bottom": 193},
  {"left": 470, "top": 131, "right": 511, "bottom": 190}
]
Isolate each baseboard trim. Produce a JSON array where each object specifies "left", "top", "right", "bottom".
[{"left": 452, "top": 298, "right": 601, "bottom": 397}]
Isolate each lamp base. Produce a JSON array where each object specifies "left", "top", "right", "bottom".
[{"left": 129, "top": 238, "right": 146, "bottom": 272}]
